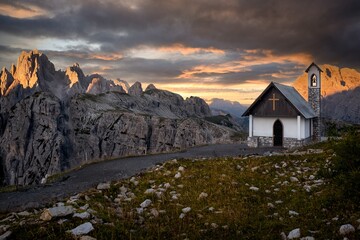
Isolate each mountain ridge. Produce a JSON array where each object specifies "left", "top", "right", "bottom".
[{"left": 0, "top": 50, "right": 236, "bottom": 186}]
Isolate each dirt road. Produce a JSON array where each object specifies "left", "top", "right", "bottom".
[{"left": 0, "top": 144, "right": 275, "bottom": 213}]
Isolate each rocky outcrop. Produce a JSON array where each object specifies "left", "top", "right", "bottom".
[
  {"left": 0, "top": 91, "right": 234, "bottom": 185},
  {"left": 0, "top": 92, "right": 70, "bottom": 185},
  {"left": 0, "top": 68, "right": 14, "bottom": 96},
  {"left": 113, "top": 79, "right": 130, "bottom": 93},
  {"left": 128, "top": 82, "right": 143, "bottom": 96},
  {"left": 184, "top": 96, "right": 212, "bottom": 117},
  {"left": 293, "top": 64, "right": 360, "bottom": 99},
  {"left": 145, "top": 84, "right": 156, "bottom": 91},
  {"left": 293, "top": 64, "right": 360, "bottom": 124},
  {"left": 0, "top": 50, "right": 237, "bottom": 186},
  {"left": 322, "top": 87, "right": 360, "bottom": 123},
  {"left": 86, "top": 75, "right": 125, "bottom": 95}
]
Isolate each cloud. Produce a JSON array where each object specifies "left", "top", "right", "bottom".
[{"left": 0, "top": 0, "right": 359, "bottom": 103}]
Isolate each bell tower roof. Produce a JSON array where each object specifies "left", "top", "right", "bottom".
[{"left": 305, "top": 62, "right": 323, "bottom": 73}]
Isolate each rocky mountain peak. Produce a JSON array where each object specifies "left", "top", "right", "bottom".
[
  {"left": 10, "top": 64, "right": 16, "bottom": 76},
  {"left": 128, "top": 81, "right": 143, "bottom": 96},
  {"left": 145, "top": 83, "right": 157, "bottom": 91},
  {"left": 65, "top": 63, "right": 86, "bottom": 88},
  {"left": 14, "top": 50, "right": 55, "bottom": 89},
  {"left": 293, "top": 64, "right": 360, "bottom": 99},
  {"left": 0, "top": 67, "right": 14, "bottom": 95},
  {"left": 113, "top": 78, "right": 130, "bottom": 93}
]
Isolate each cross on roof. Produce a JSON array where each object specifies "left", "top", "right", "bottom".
[{"left": 268, "top": 93, "right": 279, "bottom": 111}]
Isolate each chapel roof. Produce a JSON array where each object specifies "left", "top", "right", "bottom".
[
  {"left": 305, "top": 62, "right": 323, "bottom": 73},
  {"left": 242, "top": 82, "right": 316, "bottom": 119}
]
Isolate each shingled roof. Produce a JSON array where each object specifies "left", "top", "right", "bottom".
[{"left": 242, "top": 82, "right": 316, "bottom": 119}]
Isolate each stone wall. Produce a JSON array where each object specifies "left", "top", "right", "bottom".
[
  {"left": 309, "top": 88, "right": 321, "bottom": 141},
  {"left": 247, "top": 136, "right": 313, "bottom": 149}
]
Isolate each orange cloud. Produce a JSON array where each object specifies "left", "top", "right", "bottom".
[
  {"left": 178, "top": 50, "right": 313, "bottom": 79},
  {"left": 158, "top": 43, "right": 225, "bottom": 55},
  {"left": 0, "top": 3, "right": 49, "bottom": 18}
]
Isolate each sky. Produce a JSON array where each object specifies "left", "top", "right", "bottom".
[{"left": 0, "top": 0, "right": 359, "bottom": 105}]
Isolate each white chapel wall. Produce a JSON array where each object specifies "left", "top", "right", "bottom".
[{"left": 253, "top": 117, "right": 301, "bottom": 139}]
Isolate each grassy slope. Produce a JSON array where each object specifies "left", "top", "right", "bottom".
[{"left": 4, "top": 142, "right": 360, "bottom": 239}]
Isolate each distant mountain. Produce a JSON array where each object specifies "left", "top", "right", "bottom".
[
  {"left": 293, "top": 64, "right": 360, "bottom": 124},
  {"left": 209, "top": 98, "right": 247, "bottom": 118},
  {"left": 0, "top": 50, "right": 237, "bottom": 186}
]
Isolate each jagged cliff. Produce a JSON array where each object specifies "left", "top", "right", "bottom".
[{"left": 0, "top": 50, "right": 236, "bottom": 186}]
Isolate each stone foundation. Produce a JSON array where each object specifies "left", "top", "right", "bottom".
[{"left": 247, "top": 136, "right": 313, "bottom": 149}]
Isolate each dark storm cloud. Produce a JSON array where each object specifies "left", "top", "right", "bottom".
[{"left": 1, "top": 0, "right": 360, "bottom": 75}]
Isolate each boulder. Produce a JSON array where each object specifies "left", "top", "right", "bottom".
[
  {"left": 67, "top": 222, "right": 94, "bottom": 236},
  {"left": 339, "top": 224, "right": 355, "bottom": 235},
  {"left": 40, "top": 206, "right": 74, "bottom": 221},
  {"left": 288, "top": 228, "right": 301, "bottom": 239}
]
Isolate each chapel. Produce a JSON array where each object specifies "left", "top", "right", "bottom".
[{"left": 242, "top": 63, "right": 322, "bottom": 148}]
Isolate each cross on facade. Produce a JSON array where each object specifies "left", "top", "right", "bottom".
[{"left": 268, "top": 93, "right": 279, "bottom": 111}]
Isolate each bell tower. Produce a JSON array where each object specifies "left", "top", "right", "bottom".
[{"left": 305, "top": 62, "right": 322, "bottom": 141}]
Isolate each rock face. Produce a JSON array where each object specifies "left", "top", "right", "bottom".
[
  {"left": 0, "top": 50, "right": 235, "bottom": 186},
  {"left": 293, "top": 64, "right": 360, "bottom": 123},
  {"left": 128, "top": 81, "right": 143, "bottom": 96}
]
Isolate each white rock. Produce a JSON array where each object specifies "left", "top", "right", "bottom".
[
  {"left": 249, "top": 186, "right": 259, "bottom": 191},
  {"left": 17, "top": 211, "right": 31, "bottom": 216},
  {"left": 97, "top": 182, "right": 110, "bottom": 190},
  {"left": 136, "top": 208, "right": 144, "bottom": 215},
  {"left": 67, "top": 222, "right": 94, "bottom": 236},
  {"left": 290, "top": 177, "right": 299, "bottom": 182},
  {"left": 304, "top": 185, "right": 312, "bottom": 192},
  {"left": 288, "top": 228, "right": 301, "bottom": 239},
  {"left": 211, "top": 223, "right": 218, "bottom": 228},
  {"left": 178, "top": 166, "right": 185, "bottom": 172},
  {"left": 289, "top": 210, "right": 299, "bottom": 216},
  {"left": 198, "top": 192, "right": 208, "bottom": 199},
  {"left": 309, "top": 175, "right": 315, "bottom": 180},
  {"left": 40, "top": 206, "right": 74, "bottom": 221},
  {"left": 144, "top": 188, "right": 155, "bottom": 194},
  {"left": 150, "top": 208, "right": 159, "bottom": 218},
  {"left": 140, "top": 199, "right": 152, "bottom": 208},
  {"left": 339, "top": 224, "right": 355, "bottom": 235},
  {"left": 120, "top": 186, "right": 127, "bottom": 194},
  {"left": 267, "top": 203, "right": 275, "bottom": 208},
  {"left": 73, "top": 212, "right": 91, "bottom": 219},
  {"left": 179, "top": 213, "right": 185, "bottom": 219},
  {"left": 300, "top": 237, "right": 315, "bottom": 240},
  {"left": 174, "top": 172, "right": 181, "bottom": 179},
  {"left": 164, "top": 183, "right": 171, "bottom": 188},
  {"left": 275, "top": 200, "right": 283, "bottom": 204},
  {"left": 208, "top": 207, "right": 214, "bottom": 212},
  {"left": 182, "top": 207, "right": 191, "bottom": 213}
]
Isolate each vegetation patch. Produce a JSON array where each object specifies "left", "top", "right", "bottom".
[{"left": 2, "top": 139, "right": 360, "bottom": 239}]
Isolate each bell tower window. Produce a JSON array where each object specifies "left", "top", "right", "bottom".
[{"left": 311, "top": 74, "right": 317, "bottom": 87}]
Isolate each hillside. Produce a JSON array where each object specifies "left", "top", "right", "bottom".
[
  {"left": 209, "top": 98, "right": 247, "bottom": 118},
  {"left": 1, "top": 138, "right": 359, "bottom": 239},
  {"left": 0, "top": 50, "right": 238, "bottom": 186}
]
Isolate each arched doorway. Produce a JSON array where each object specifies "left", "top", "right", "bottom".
[{"left": 273, "top": 119, "right": 283, "bottom": 146}]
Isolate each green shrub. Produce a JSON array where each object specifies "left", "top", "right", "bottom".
[{"left": 331, "top": 131, "right": 360, "bottom": 200}]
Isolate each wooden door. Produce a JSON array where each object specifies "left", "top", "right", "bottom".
[{"left": 273, "top": 119, "right": 283, "bottom": 146}]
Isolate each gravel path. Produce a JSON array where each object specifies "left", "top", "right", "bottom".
[{"left": 0, "top": 144, "right": 276, "bottom": 213}]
